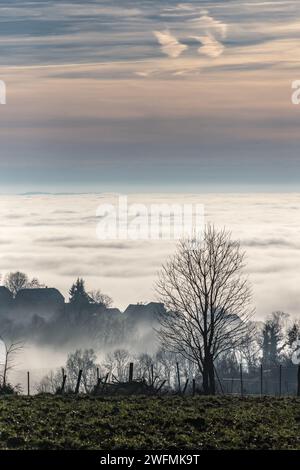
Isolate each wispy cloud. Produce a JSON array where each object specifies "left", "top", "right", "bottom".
[
  {"left": 189, "top": 12, "right": 227, "bottom": 58},
  {"left": 153, "top": 30, "right": 187, "bottom": 58},
  {"left": 192, "top": 34, "right": 224, "bottom": 58},
  {"left": 153, "top": 10, "right": 227, "bottom": 62},
  {"left": 189, "top": 12, "right": 227, "bottom": 39}
]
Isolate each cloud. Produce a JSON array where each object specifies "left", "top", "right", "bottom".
[
  {"left": 241, "top": 237, "right": 300, "bottom": 249},
  {"left": 1, "top": 193, "right": 300, "bottom": 317},
  {"left": 153, "top": 30, "right": 187, "bottom": 58},
  {"left": 192, "top": 34, "right": 225, "bottom": 58},
  {"left": 163, "top": 4, "right": 195, "bottom": 13},
  {"left": 188, "top": 12, "right": 227, "bottom": 59},
  {"left": 189, "top": 13, "right": 227, "bottom": 39},
  {"left": 153, "top": 11, "right": 227, "bottom": 62}
]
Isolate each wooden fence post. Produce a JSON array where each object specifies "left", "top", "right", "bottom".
[
  {"left": 297, "top": 365, "right": 300, "bottom": 397},
  {"left": 61, "top": 374, "right": 67, "bottom": 394},
  {"left": 151, "top": 364, "right": 154, "bottom": 386},
  {"left": 192, "top": 379, "right": 196, "bottom": 397},
  {"left": 27, "top": 371, "right": 30, "bottom": 396},
  {"left": 97, "top": 367, "right": 100, "bottom": 381},
  {"left": 182, "top": 379, "right": 189, "bottom": 395},
  {"left": 75, "top": 369, "right": 82, "bottom": 394},
  {"left": 129, "top": 362, "right": 134, "bottom": 383},
  {"left": 176, "top": 362, "right": 181, "bottom": 393},
  {"left": 240, "top": 364, "right": 243, "bottom": 396},
  {"left": 279, "top": 365, "right": 282, "bottom": 397},
  {"left": 260, "top": 364, "right": 263, "bottom": 396},
  {"left": 102, "top": 372, "right": 109, "bottom": 391},
  {"left": 94, "top": 378, "right": 101, "bottom": 395},
  {"left": 156, "top": 380, "right": 166, "bottom": 394}
]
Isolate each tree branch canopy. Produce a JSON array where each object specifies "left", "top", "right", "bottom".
[{"left": 156, "top": 225, "right": 254, "bottom": 393}]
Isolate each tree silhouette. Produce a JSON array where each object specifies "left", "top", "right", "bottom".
[
  {"left": 156, "top": 225, "right": 254, "bottom": 395},
  {"left": 69, "top": 278, "right": 91, "bottom": 308},
  {"left": 4, "top": 272, "right": 44, "bottom": 297}
]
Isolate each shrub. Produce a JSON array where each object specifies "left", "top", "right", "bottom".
[{"left": 0, "top": 383, "right": 19, "bottom": 395}]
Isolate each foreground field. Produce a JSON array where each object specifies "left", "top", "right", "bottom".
[{"left": 0, "top": 395, "right": 300, "bottom": 450}]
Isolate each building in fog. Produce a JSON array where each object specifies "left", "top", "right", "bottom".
[
  {"left": 0, "top": 286, "right": 13, "bottom": 315},
  {"left": 14, "top": 288, "right": 65, "bottom": 319}
]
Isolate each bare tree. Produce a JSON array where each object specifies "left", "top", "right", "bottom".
[
  {"left": 155, "top": 349, "right": 177, "bottom": 388},
  {"left": 36, "top": 369, "right": 63, "bottom": 394},
  {"left": 261, "top": 311, "right": 289, "bottom": 367},
  {"left": 66, "top": 349, "right": 99, "bottom": 393},
  {"left": 135, "top": 353, "right": 154, "bottom": 383},
  {"left": 0, "top": 336, "right": 23, "bottom": 387},
  {"left": 4, "top": 272, "right": 29, "bottom": 297},
  {"left": 4, "top": 271, "right": 44, "bottom": 297},
  {"left": 237, "top": 322, "right": 261, "bottom": 372},
  {"left": 156, "top": 225, "right": 254, "bottom": 395},
  {"left": 105, "top": 349, "right": 130, "bottom": 382},
  {"left": 89, "top": 289, "right": 113, "bottom": 308},
  {"left": 28, "top": 278, "right": 45, "bottom": 289}
]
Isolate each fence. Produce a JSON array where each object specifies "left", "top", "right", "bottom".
[
  {"left": 19, "top": 363, "right": 300, "bottom": 397},
  {"left": 216, "top": 364, "right": 300, "bottom": 397}
]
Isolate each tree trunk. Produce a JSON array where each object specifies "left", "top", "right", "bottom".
[
  {"left": 202, "top": 362, "right": 209, "bottom": 394},
  {"left": 202, "top": 355, "right": 216, "bottom": 395},
  {"left": 208, "top": 359, "right": 215, "bottom": 395}
]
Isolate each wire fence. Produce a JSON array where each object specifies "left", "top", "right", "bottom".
[{"left": 216, "top": 364, "right": 300, "bottom": 397}]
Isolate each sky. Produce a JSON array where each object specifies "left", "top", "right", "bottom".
[{"left": 0, "top": 0, "right": 299, "bottom": 192}]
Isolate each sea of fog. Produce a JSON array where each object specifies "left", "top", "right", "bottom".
[{"left": 0, "top": 193, "right": 300, "bottom": 385}]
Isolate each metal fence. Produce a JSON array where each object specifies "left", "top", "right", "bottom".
[{"left": 216, "top": 365, "right": 300, "bottom": 396}]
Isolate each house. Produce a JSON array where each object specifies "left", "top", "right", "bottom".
[
  {"left": 14, "top": 288, "right": 65, "bottom": 320},
  {"left": 0, "top": 286, "right": 13, "bottom": 314},
  {"left": 124, "top": 302, "right": 165, "bottom": 323},
  {"left": 106, "top": 307, "right": 122, "bottom": 316}
]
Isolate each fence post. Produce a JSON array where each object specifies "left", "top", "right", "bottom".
[
  {"left": 240, "top": 364, "right": 243, "bottom": 397},
  {"left": 129, "top": 362, "right": 134, "bottom": 383},
  {"left": 94, "top": 378, "right": 101, "bottom": 395},
  {"left": 297, "top": 365, "right": 300, "bottom": 397},
  {"left": 176, "top": 362, "right": 181, "bottom": 393},
  {"left": 260, "top": 364, "right": 263, "bottom": 396},
  {"left": 103, "top": 372, "right": 109, "bottom": 391},
  {"left": 151, "top": 364, "right": 154, "bottom": 386},
  {"left": 61, "top": 374, "right": 67, "bottom": 394},
  {"left": 75, "top": 369, "right": 82, "bottom": 394},
  {"left": 27, "top": 371, "right": 30, "bottom": 396},
  {"left": 182, "top": 379, "right": 189, "bottom": 395},
  {"left": 156, "top": 380, "right": 166, "bottom": 394},
  {"left": 279, "top": 365, "right": 282, "bottom": 397},
  {"left": 192, "top": 379, "right": 196, "bottom": 397},
  {"left": 97, "top": 367, "right": 100, "bottom": 381},
  {"left": 214, "top": 365, "right": 224, "bottom": 395}
]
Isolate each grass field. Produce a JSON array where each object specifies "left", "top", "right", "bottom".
[{"left": 0, "top": 395, "right": 299, "bottom": 450}]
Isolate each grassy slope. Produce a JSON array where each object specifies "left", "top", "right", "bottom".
[{"left": 0, "top": 395, "right": 299, "bottom": 450}]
